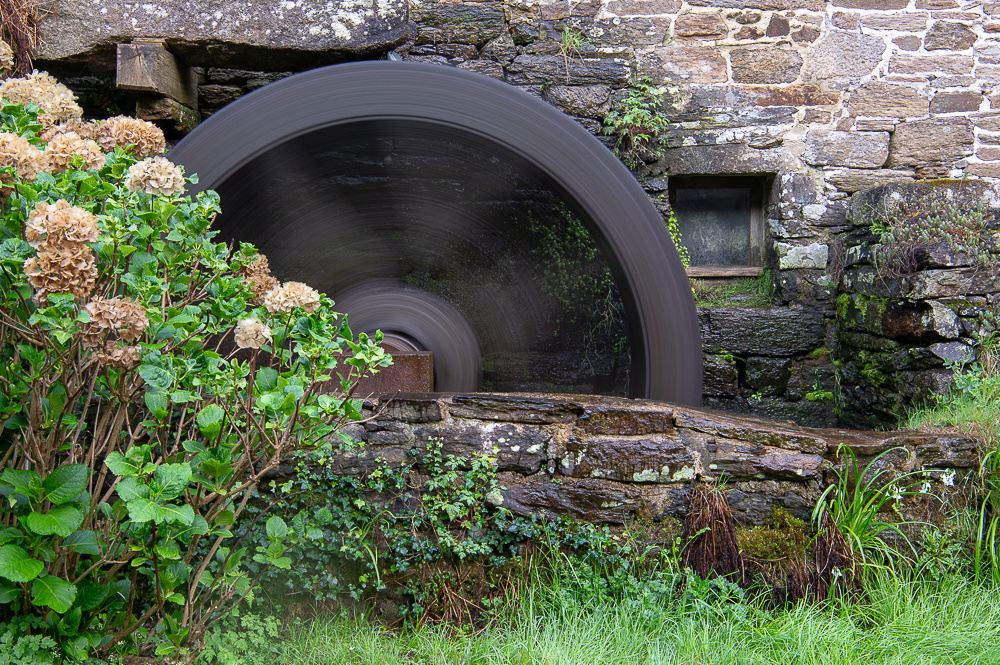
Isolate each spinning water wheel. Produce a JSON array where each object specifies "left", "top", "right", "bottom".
[{"left": 169, "top": 61, "right": 702, "bottom": 405}]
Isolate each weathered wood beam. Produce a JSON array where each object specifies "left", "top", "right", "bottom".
[{"left": 116, "top": 39, "right": 197, "bottom": 109}]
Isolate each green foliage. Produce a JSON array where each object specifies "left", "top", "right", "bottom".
[
  {"left": 602, "top": 77, "right": 670, "bottom": 169},
  {"left": 0, "top": 100, "right": 389, "bottom": 662},
  {"left": 690, "top": 270, "right": 773, "bottom": 308},
  {"left": 739, "top": 507, "right": 810, "bottom": 561},
  {"left": 812, "top": 445, "right": 924, "bottom": 567},
  {"left": 198, "top": 611, "right": 285, "bottom": 665},
  {"left": 666, "top": 206, "right": 689, "bottom": 270},
  {"left": 871, "top": 193, "right": 996, "bottom": 280}
]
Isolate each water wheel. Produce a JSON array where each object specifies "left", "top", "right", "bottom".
[{"left": 169, "top": 61, "right": 702, "bottom": 405}]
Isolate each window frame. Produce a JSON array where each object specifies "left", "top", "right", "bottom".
[{"left": 667, "top": 175, "right": 766, "bottom": 278}]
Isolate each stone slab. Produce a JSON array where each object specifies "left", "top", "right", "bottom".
[{"left": 698, "top": 307, "right": 827, "bottom": 359}]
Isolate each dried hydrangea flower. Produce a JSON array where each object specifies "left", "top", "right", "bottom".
[
  {"left": 39, "top": 118, "right": 100, "bottom": 143},
  {"left": 0, "top": 131, "right": 46, "bottom": 193},
  {"left": 23, "top": 243, "right": 97, "bottom": 303},
  {"left": 80, "top": 297, "right": 149, "bottom": 347},
  {"left": 234, "top": 317, "right": 272, "bottom": 349},
  {"left": 0, "top": 41, "right": 13, "bottom": 74},
  {"left": 92, "top": 343, "right": 141, "bottom": 369},
  {"left": 263, "top": 281, "right": 321, "bottom": 314},
  {"left": 0, "top": 71, "right": 83, "bottom": 125},
  {"left": 126, "top": 156, "right": 185, "bottom": 197},
  {"left": 25, "top": 200, "right": 100, "bottom": 248},
  {"left": 96, "top": 116, "right": 166, "bottom": 158},
  {"left": 238, "top": 254, "right": 280, "bottom": 307},
  {"left": 43, "top": 131, "right": 105, "bottom": 172}
]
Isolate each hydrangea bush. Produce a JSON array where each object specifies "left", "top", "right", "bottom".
[{"left": 0, "top": 74, "right": 389, "bottom": 661}]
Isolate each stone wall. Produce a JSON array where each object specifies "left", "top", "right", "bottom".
[
  {"left": 31, "top": 0, "right": 1000, "bottom": 427},
  {"left": 328, "top": 392, "right": 975, "bottom": 526},
  {"left": 837, "top": 179, "right": 1000, "bottom": 429}
]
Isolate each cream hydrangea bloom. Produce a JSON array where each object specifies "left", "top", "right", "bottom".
[
  {"left": 238, "top": 254, "right": 280, "bottom": 307},
  {"left": 96, "top": 116, "right": 166, "bottom": 157},
  {"left": 80, "top": 297, "right": 149, "bottom": 348},
  {"left": 25, "top": 200, "right": 100, "bottom": 248},
  {"left": 0, "top": 131, "right": 46, "bottom": 192},
  {"left": 126, "top": 156, "right": 185, "bottom": 196},
  {"left": 234, "top": 317, "right": 272, "bottom": 349},
  {"left": 0, "top": 71, "right": 83, "bottom": 125},
  {"left": 0, "top": 41, "right": 13, "bottom": 74},
  {"left": 93, "top": 344, "right": 142, "bottom": 369},
  {"left": 263, "top": 281, "right": 321, "bottom": 314},
  {"left": 23, "top": 243, "right": 97, "bottom": 303},
  {"left": 43, "top": 131, "right": 105, "bottom": 172},
  {"left": 39, "top": 118, "right": 100, "bottom": 143}
]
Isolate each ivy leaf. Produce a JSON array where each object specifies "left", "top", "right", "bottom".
[
  {"left": 62, "top": 530, "right": 101, "bottom": 556},
  {"left": 31, "top": 574, "right": 77, "bottom": 613},
  {"left": 0, "top": 544, "right": 45, "bottom": 583},
  {"left": 24, "top": 505, "right": 84, "bottom": 537},
  {"left": 42, "top": 465, "right": 88, "bottom": 505}
]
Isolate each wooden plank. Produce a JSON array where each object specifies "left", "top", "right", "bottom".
[
  {"left": 687, "top": 266, "right": 764, "bottom": 278},
  {"left": 117, "top": 39, "right": 198, "bottom": 109}
]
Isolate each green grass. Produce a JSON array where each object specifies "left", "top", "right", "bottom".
[
  {"left": 691, "top": 270, "right": 773, "bottom": 308},
  {"left": 254, "top": 573, "right": 1000, "bottom": 665}
]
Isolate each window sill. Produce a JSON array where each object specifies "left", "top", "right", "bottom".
[{"left": 686, "top": 266, "right": 764, "bottom": 278}]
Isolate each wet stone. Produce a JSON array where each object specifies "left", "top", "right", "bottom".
[
  {"left": 699, "top": 307, "right": 826, "bottom": 358},
  {"left": 673, "top": 406, "right": 827, "bottom": 454},
  {"left": 724, "top": 480, "right": 821, "bottom": 525},
  {"left": 702, "top": 441, "right": 825, "bottom": 481},
  {"left": 448, "top": 394, "right": 582, "bottom": 423},
  {"left": 543, "top": 85, "right": 612, "bottom": 119},
  {"left": 560, "top": 435, "right": 698, "bottom": 483},
  {"left": 507, "top": 55, "right": 631, "bottom": 86},
  {"left": 577, "top": 404, "right": 675, "bottom": 435},
  {"left": 496, "top": 473, "right": 644, "bottom": 523},
  {"left": 412, "top": 1, "right": 505, "bottom": 46},
  {"left": 703, "top": 354, "right": 739, "bottom": 397},
  {"left": 413, "top": 420, "right": 548, "bottom": 474},
  {"left": 326, "top": 446, "right": 411, "bottom": 476}
]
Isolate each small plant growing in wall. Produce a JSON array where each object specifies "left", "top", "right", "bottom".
[
  {"left": 558, "top": 27, "right": 588, "bottom": 83},
  {"left": 603, "top": 76, "right": 670, "bottom": 170}
]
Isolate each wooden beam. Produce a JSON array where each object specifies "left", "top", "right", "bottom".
[
  {"left": 117, "top": 39, "right": 198, "bottom": 109},
  {"left": 687, "top": 266, "right": 764, "bottom": 278}
]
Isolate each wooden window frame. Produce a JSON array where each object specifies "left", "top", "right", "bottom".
[{"left": 668, "top": 176, "right": 765, "bottom": 279}]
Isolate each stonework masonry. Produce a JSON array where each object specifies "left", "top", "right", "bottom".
[{"left": 32, "top": 0, "right": 1000, "bottom": 427}]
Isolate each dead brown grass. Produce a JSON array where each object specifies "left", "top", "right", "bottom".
[{"left": 1, "top": 0, "right": 48, "bottom": 77}]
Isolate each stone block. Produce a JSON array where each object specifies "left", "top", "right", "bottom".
[
  {"left": 448, "top": 394, "right": 582, "bottom": 423},
  {"left": 413, "top": 420, "right": 549, "bottom": 474},
  {"left": 776, "top": 242, "right": 830, "bottom": 270},
  {"left": 860, "top": 13, "right": 928, "bottom": 31},
  {"left": 804, "top": 129, "right": 889, "bottom": 168},
  {"left": 197, "top": 84, "right": 242, "bottom": 107},
  {"left": 731, "top": 47, "right": 803, "bottom": 84},
  {"left": 496, "top": 473, "right": 644, "bottom": 523},
  {"left": 687, "top": 0, "right": 823, "bottom": 8},
  {"left": 832, "top": 0, "right": 907, "bottom": 7},
  {"left": 894, "top": 36, "right": 922, "bottom": 52},
  {"left": 588, "top": 17, "right": 672, "bottom": 47},
  {"left": 703, "top": 354, "right": 738, "bottom": 397},
  {"left": 577, "top": 403, "right": 675, "bottom": 435},
  {"left": 674, "top": 405, "right": 828, "bottom": 454},
  {"left": 725, "top": 480, "right": 821, "bottom": 524},
  {"left": 135, "top": 96, "right": 201, "bottom": 134},
  {"left": 848, "top": 81, "right": 930, "bottom": 118},
  {"left": 734, "top": 26, "right": 763, "bottom": 40},
  {"left": 507, "top": 55, "right": 631, "bottom": 86},
  {"left": 930, "top": 91, "right": 983, "bottom": 113},
  {"left": 646, "top": 46, "right": 728, "bottom": 83},
  {"left": 38, "top": 0, "right": 409, "bottom": 67},
  {"left": 890, "top": 54, "right": 973, "bottom": 76},
  {"left": 559, "top": 434, "right": 699, "bottom": 482},
  {"left": 748, "top": 85, "right": 840, "bottom": 107},
  {"left": 791, "top": 26, "right": 821, "bottom": 43},
  {"left": 698, "top": 307, "right": 827, "bottom": 360},
  {"left": 703, "top": 442, "right": 824, "bottom": 481},
  {"left": 543, "top": 85, "right": 612, "bottom": 119},
  {"left": 744, "top": 356, "right": 792, "bottom": 396},
  {"left": 806, "top": 31, "right": 886, "bottom": 80},
  {"left": 889, "top": 118, "right": 974, "bottom": 168},
  {"left": 481, "top": 32, "right": 517, "bottom": 63},
  {"left": 606, "top": 0, "right": 682, "bottom": 14},
  {"left": 766, "top": 15, "right": 789, "bottom": 37},
  {"left": 924, "top": 21, "right": 977, "bottom": 51},
  {"left": 969, "top": 112, "right": 1000, "bottom": 131},
  {"left": 675, "top": 13, "right": 728, "bottom": 40}
]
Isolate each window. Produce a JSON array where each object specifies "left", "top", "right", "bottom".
[{"left": 668, "top": 176, "right": 766, "bottom": 278}]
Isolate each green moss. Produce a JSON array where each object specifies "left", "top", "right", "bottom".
[
  {"left": 737, "top": 507, "right": 810, "bottom": 561},
  {"left": 808, "top": 347, "right": 831, "bottom": 361}
]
